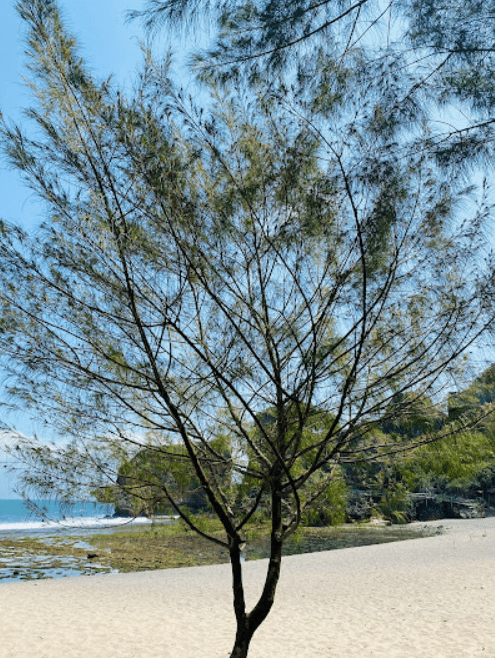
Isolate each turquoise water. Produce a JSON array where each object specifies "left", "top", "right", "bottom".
[
  {"left": 0, "top": 499, "right": 175, "bottom": 582},
  {"left": 0, "top": 499, "right": 121, "bottom": 582},
  {"left": 0, "top": 498, "right": 109, "bottom": 522},
  {"left": 0, "top": 498, "right": 115, "bottom": 534},
  {"left": 0, "top": 498, "right": 166, "bottom": 537}
]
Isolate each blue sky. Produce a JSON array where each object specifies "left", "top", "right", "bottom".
[
  {"left": 0, "top": 1, "right": 152, "bottom": 230},
  {"left": 0, "top": 0, "right": 164, "bottom": 496},
  {"left": 1, "top": 0, "right": 198, "bottom": 228},
  {"left": 0, "top": 1, "right": 207, "bottom": 498}
]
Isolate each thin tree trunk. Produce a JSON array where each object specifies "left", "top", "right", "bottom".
[
  {"left": 229, "top": 489, "right": 284, "bottom": 658},
  {"left": 229, "top": 539, "right": 250, "bottom": 657}
]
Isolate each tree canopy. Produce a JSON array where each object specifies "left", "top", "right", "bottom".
[{"left": 1, "top": 1, "right": 495, "bottom": 656}]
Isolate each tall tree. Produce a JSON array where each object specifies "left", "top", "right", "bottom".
[
  {"left": 1, "top": 1, "right": 495, "bottom": 656},
  {"left": 131, "top": 0, "right": 495, "bottom": 77},
  {"left": 134, "top": 0, "right": 495, "bottom": 178}
]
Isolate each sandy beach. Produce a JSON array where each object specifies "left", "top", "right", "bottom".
[{"left": 1, "top": 517, "right": 494, "bottom": 658}]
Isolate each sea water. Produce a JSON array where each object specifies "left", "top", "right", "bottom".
[
  {"left": 0, "top": 499, "right": 162, "bottom": 582},
  {"left": 0, "top": 498, "right": 153, "bottom": 536}
]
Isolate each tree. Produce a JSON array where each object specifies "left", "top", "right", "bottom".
[
  {"left": 132, "top": 0, "right": 495, "bottom": 89},
  {"left": 343, "top": 372, "right": 495, "bottom": 522},
  {"left": 134, "top": 0, "right": 495, "bottom": 186},
  {"left": 1, "top": 1, "right": 495, "bottom": 656}
]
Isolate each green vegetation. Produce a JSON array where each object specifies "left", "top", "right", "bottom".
[
  {"left": 342, "top": 369, "right": 495, "bottom": 523},
  {"left": 100, "top": 369, "right": 495, "bottom": 527}
]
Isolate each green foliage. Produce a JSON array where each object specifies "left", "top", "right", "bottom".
[
  {"left": 2, "top": 2, "right": 494, "bottom": 538},
  {"left": 382, "top": 393, "right": 445, "bottom": 439},
  {"left": 116, "top": 446, "right": 201, "bottom": 515},
  {"left": 106, "top": 435, "right": 234, "bottom": 517},
  {"left": 377, "top": 483, "right": 411, "bottom": 524},
  {"left": 342, "top": 370, "right": 495, "bottom": 522},
  {"left": 301, "top": 479, "right": 349, "bottom": 527},
  {"left": 404, "top": 430, "right": 495, "bottom": 493}
]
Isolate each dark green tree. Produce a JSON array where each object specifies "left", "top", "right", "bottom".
[{"left": 1, "top": 1, "right": 495, "bottom": 656}]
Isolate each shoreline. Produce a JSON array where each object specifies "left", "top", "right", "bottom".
[
  {"left": 0, "top": 514, "right": 177, "bottom": 538},
  {"left": 0, "top": 520, "right": 434, "bottom": 583},
  {"left": 1, "top": 517, "right": 495, "bottom": 656}
]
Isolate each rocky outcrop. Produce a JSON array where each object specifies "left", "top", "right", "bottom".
[
  {"left": 110, "top": 447, "right": 210, "bottom": 518},
  {"left": 345, "top": 489, "right": 485, "bottom": 523},
  {"left": 411, "top": 494, "right": 484, "bottom": 521}
]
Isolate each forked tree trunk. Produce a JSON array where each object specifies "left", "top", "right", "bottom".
[
  {"left": 229, "top": 491, "right": 284, "bottom": 658},
  {"left": 230, "top": 624, "right": 255, "bottom": 658}
]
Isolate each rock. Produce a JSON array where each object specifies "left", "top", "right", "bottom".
[{"left": 411, "top": 494, "right": 484, "bottom": 521}]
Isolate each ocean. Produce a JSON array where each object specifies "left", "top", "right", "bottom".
[
  {"left": 0, "top": 499, "right": 163, "bottom": 582},
  {"left": 0, "top": 498, "right": 152, "bottom": 536}
]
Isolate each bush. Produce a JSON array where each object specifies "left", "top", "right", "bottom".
[
  {"left": 302, "top": 480, "right": 349, "bottom": 526},
  {"left": 377, "top": 483, "right": 411, "bottom": 524}
]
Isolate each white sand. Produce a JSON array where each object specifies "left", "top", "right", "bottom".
[{"left": 1, "top": 518, "right": 495, "bottom": 657}]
